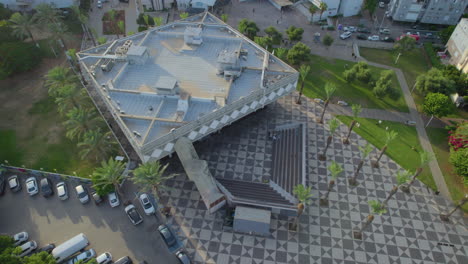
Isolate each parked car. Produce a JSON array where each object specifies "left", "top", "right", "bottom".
[
  {"left": 97, "top": 1, "right": 103, "bottom": 8},
  {"left": 158, "top": 225, "right": 177, "bottom": 248},
  {"left": 0, "top": 174, "right": 5, "bottom": 195},
  {"left": 108, "top": 192, "right": 120, "bottom": 207},
  {"left": 40, "top": 178, "right": 54, "bottom": 197},
  {"left": 357, "top": 27, "right": 370, "bottom": 33},
  {"left": 379, "top": 28, "right": 390, "bottom": 34},
  {"left": 75, "top": 185, "right": 89, "bottom": 204},
  {"left": 357, "top": 34, "right": 368, "bottom": 40},
  {"left": 114, "top": 256, "right": 133, "bottom": 264},
  {"left": 125, "top": 204, "right": 143, "bottom": 225},
  {"left": 379, "top": 1, "right": 385, "bottom": 8},
  {"left": 56, "top": 182, "right": 68, "bottom": 200},
  {"left": 13, "top": 231, "right": 28, "bottom": 246},
  {"left": 383, "top": 36, "right": 395, "bottom": 42},
  {"left": 337, "top": 101, "right": 348, "bottom": 106},
  {"left": 36, "top": 243, "right": 55, "bottom": 253},
  {"left": 67, "top": 249, "right": 96, "bottom": 264},
  {"left": 26, "top": 177, "right": 39, "bottom": 196},
  {"left": 343, "top": 26, "right": 356, "bottom": 32},
  {"left": 340, "top": 31, "right": 352, "bottom": 40},
  {"left": 313, "top": 98, "right": 324, "bottom": 104},
  {"left": 18, "top": 241, "right": 37, "bottom": 257},
  {"left": 139, "top": 193, "right": 155, "bottom": 215},
  {"left": 96, "top": 252, "right": 112, "bottom": 264},
  {"left": 92, "top": 191, "right": 103, "bottom": 205},
  {"left": 8, "top": 175, "right": 21, "bottom": 192},
  {"left": 175, "top": 250, "right": 191, "bottom": 264},
  {"left": 368, "top": 35, "right": 380, "bottom": 41}
]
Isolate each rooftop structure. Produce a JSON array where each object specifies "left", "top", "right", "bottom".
[{"left": 77, "top": 12, "right": 298, "bottom": 163}]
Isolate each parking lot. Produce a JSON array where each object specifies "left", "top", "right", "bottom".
[{"left": 0, "top": 172, "right": 179, "bottom": 264}]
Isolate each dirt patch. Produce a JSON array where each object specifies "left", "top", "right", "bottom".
[{"left": 103, "top": 10, "right": 126, "bottom": 35}]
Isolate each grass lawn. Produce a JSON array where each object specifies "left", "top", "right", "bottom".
[
  {"left": 427, "top": 127, "right": 468, "bottom": 212},
  {"left": 336, "top": 116, "right": 437, "bottom": 190},
  {"left": 359, "top": 47, "right": 430, "bottom": 88},
  {"left": 0, "top": 97, "right": 96, "bottom": 177},
  {"left": 303, "top": 55, "right": 408, "bottom": 112}
]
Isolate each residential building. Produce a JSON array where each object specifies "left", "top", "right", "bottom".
[
  {"left": 387, "top": 0, "right": 468, "bottom": 25},
  {"left": 140, "top": 0, "right": 174, "bottom": 11},
  {"left": 308, "top": 0, "right": 364, "bottom": 21},
  {"left": 446, "top": 18, "right": 468, "bottom": 73},
  {"left": 0, "top": 0, "right": 78, "bottom": 11}
]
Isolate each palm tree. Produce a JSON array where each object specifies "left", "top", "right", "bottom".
[
  {"left": 221, "top": 14, "right": 228, "bottom": 23},
  {"left": 320, "top": 161, "right": 343, "bottom": 206},
  {"left": 319, "top": 2, "right": 328, "bottom": 20},
  {"left": 343, "top": 104, "right": 362, "bottom": 144},
  {"left": 296, "top": 65, "right": 311, "bottom": 105},
  {"left": 64, "top": 107, "right": 102, "bottom": 140},
  {"left": 131, "top": 161, "right": 177, "bottom": 201},
  {"left": 317, "top": 83, "right": 336, "bottom": 124},
  {"left": 92, "top": 157, "right": 126, "bottom": 195},
  {"left": 78, "top": 129, "right": 118, "bottom": 161},
  {"left": 9, "top": 12, "right": 37, "bottom": 46},
  {"left": 33, "top": 3, "right": 62, "bottom": 26},
  {"left": 45, "top": 66, "right": 79, "bottom": 97},
  {"left": 353, "top": 200, "right": 387, "bottom": 239},
  {"left": 55, "top": 85, "right": 88, "bottom": 114},
  {"left": 440, "top": 194, "right": 468, "bottom": 221},
  {"left": 319, "top": 118, "right": 340, "bottom": 161},
  {"left": 400, "top": 151, "right": 433, "bottom": 193},
  {"left": 291, "top": 184, "right": 313, "bottom": 230},
  {"left": 71, "top": 5, "right": 95, "bottom": 46},
  {"left": 180, "top": 12, "right": 189, "bottom": 19},
  {"left": 372, "top": 130, "right": 398, "bottom": 168},
  {"left": 48, "top": 22, "right": 69, "bottom": 50},
  {"left": 117, "top": 21, "right": 125, "bottom": 37},
  {"left": 382, "top": 170, "right": 411, "bottom": 207},
  {"left": 348, "top": 143, "right": 373, "bottom": 186},
  {"left": 153, "top": 16, "right": 163, "bottom": 27}
]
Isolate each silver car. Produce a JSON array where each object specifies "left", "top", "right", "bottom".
[
  {"left": 139, "top": 193, "right": 155, "bottom": 215},
  {"left": 25, "top": 177, "right": 38, "bottom": 196},
  {"left": 13, "top": 231, "right": 28, "bottom": 246},
  {"left": 18, "top": 241, "right": 37, "bottom": 257},
  {"left": 75, "top": 185, "right": 89, "bottom": 204},
  {"left": 96, "top": 252, "right": 112, "bottom": 264},
  {"left": 56, "top": 182, "right": 68, "bottom": 200},
  {"left": 108, "top": 192, "right": 120, "bottom": 207}
]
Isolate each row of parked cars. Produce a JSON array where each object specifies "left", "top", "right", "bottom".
[{"left": 11, "top": 231, "right": 125, "bottom": 264}]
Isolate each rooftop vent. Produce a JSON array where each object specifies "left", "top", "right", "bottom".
[{"left": 184, "top": 27, "right": 203, "bottom": 45}]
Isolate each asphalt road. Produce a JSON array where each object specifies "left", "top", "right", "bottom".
[{"left": 0, "top": 172, "right": 179, "bottom": 264}]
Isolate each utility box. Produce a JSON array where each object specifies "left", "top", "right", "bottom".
[
  {"left": 100, "top": 58, "right": 114, "bottom": 72},
  {"left": 233, "top": 206, "right": 271, "bottom": 236}
]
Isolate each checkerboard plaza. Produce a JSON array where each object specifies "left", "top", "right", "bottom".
[{"left": 78, "top": 12, "right": 298, "bottom": 162}]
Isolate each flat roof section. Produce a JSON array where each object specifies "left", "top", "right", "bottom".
[{"left": 77, "top": 12, "right": 297, "bottom": 161}]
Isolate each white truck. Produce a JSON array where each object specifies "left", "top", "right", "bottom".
[{"left": 51, "top": 233, "right": 89, "bottom": 263}]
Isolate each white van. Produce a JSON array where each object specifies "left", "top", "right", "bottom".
[{"left": 52, "top": 233, "right": 89, "bottom": 263}]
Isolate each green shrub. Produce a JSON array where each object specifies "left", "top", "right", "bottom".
[
  {"left": 0, "top": 41, "right": 41, "bottom": 79},
  {"left": 449, "top": 148, "right": 468, "bottom": 185},
  {"left": 423, "top": 43, "right": 442, "bottom": 68},
  {"left": 327, "top": 26, "right": 335, "bottom": 31}
]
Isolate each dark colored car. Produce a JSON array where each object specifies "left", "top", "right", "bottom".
[
  {"left": 357, "top": 34, "right": 367, "bottom": 40},
  {"left": 158, "top": 225, "right": 176, "bottom": 247},
  {"left": 125, "top": 204, "right": 143, "bottom": 225},
  {"left": 357, "top": 27, "right": 370, "bottom": 33},
  {"left": 36, "top": 243, "right": 55, "bottom": 253},
  {"left": 175, "top": 250, "right": 191, "bottom": 264},
  {"left": 0, "top": 174, "right": 5, "bottom": 195},
  {"left": 114, "top": 256, "right": 132, "bottom": 264},
  {"left": 383, "top": 36, "right": 395, "bottom": 42},
  {"left": 92, "top": 191, "right": 103, "bottom": 204},
  {"left": 40, "top": 178, "right": 54, "bottom": 197},
  {"left": 8, "top": 175, "right": 21, "bottom": 192}
]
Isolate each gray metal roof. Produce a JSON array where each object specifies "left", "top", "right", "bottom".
[{"left": 77, "top": 12, "right": 296, "bottom": 161}]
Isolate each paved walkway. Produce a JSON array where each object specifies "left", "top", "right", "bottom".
[{"left": 354, "top": 47, "right": 451, "bottom": 200}]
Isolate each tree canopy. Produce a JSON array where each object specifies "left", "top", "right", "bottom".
[
  {"left": 264, "top": 26, "right": 282, "bottom": 45},
  {"left": 286, "top": 26, "right": 304, "bottom": 42},
  {"left": 238, "top": 19, "right": 259, "bottom": 39},
  {"left": 364, "top": 0, "right": 378, "bottom": 16},
  {"left": 394, "top": 36, "right": 416, "bottom": 52},
  {"left": 322, "top": 34, "right": 334, "bottom": 47},
  {"left": 287, "top": 42, "right": 310, "bottom": 65},
  {"left": 415, "top": 68, "right": 456, "bottom": 95},
  {"left": 422, "top": 92, "right": 453, "bottom": 118}
]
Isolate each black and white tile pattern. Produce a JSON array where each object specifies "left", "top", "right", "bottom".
[{"left": 161, "top": 93, "right": 468, "bottom": 264}]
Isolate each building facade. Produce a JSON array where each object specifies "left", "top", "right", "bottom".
[
  {"left": 388, "top": 0, "right": 468, "bottom": 25},
  {"left": 309, "top": 0, "right": 364, "bottom": 21},
  {"left": 446, "top": 18, "right": 468, "bottom": 73},
  {"left": 0, "top": 0, "right": 78, "bottom": 10}
]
